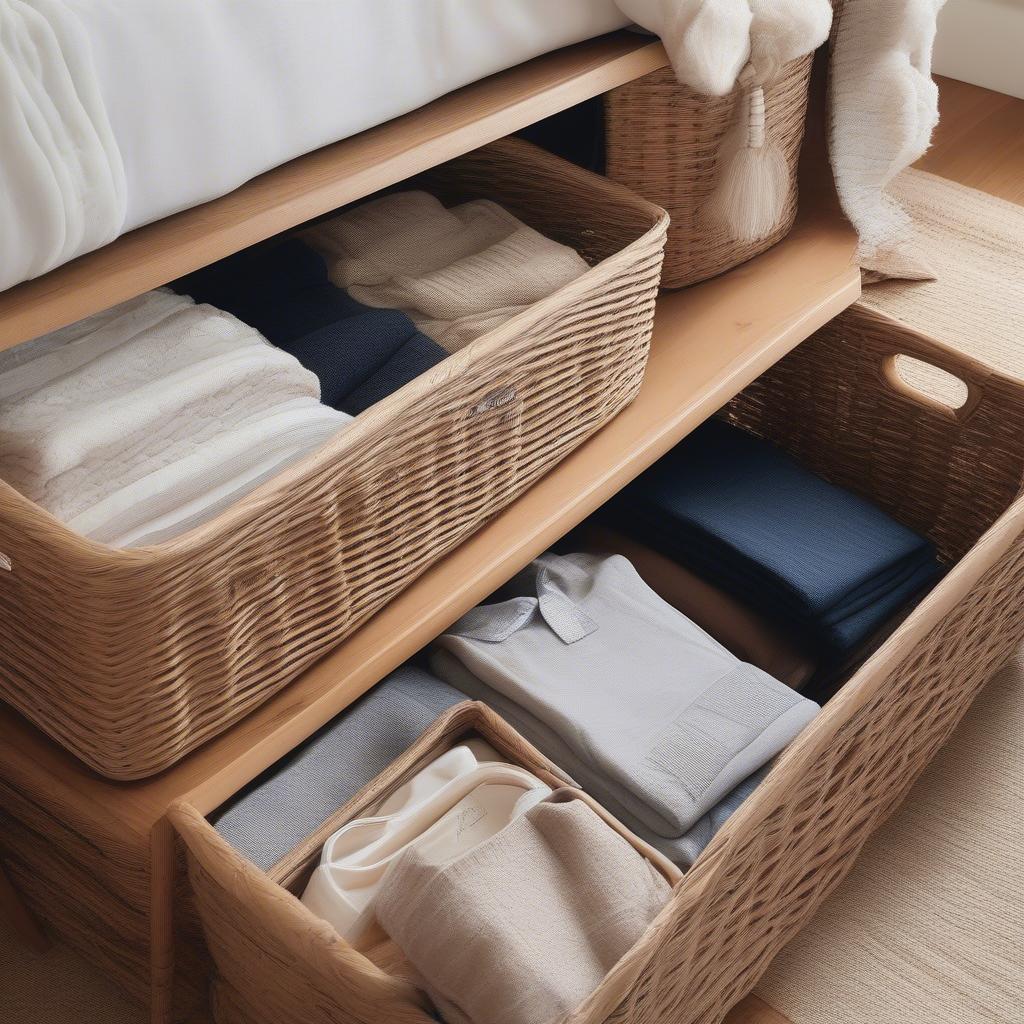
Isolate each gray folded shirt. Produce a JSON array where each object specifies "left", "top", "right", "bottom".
[{"left": 430, "top": 552, "right": 818, "bottom": 866}]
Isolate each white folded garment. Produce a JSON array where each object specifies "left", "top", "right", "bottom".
[
  {"left": 301, "top": 747, "right": 549, "bottom": 947},
  {"left": 304, "top": 193, "right": 590, "bottom": 353},
  {"left": 67, "top": 398, "right": 350, "bottom": 547},
  {"left": 0, "top": 289, "right": 351, "bottom": 546}
]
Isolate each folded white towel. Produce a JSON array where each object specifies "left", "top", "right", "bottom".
[
  {"left": 303, "top": 194, "right": 522, "bottom": 289},
  {"left": 0, "top": 289, "right": 351, "bottom": 546},
  {"left": 68, "top": 398, "right": 350, "bottom": 547},
  {"left": 304, "top": 192, "right": 590, "bottom": 353}
]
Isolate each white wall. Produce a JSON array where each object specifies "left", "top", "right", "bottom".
[{"left": 933, "top": 0, "right": 1024, "bottom": 99}]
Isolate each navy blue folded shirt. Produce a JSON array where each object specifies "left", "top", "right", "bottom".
[
  {"left": 173, "top": 239, "right": 446, "bottom": 415},
  {"left": 603, "top": 419, "right": 942, "bottom": 660}
]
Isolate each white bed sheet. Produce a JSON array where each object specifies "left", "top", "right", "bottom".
[{"left": 2, "top": 0, "right": 631, "bottom": 295}]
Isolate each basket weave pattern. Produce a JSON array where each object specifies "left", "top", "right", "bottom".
[
  {"left": 605, "top": 56, "right": 813, "bottom": 288},
  {"left": 0, "top": 139, "right": 667, "bottom": 780}
]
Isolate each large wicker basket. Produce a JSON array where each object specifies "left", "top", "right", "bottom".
[
  {"left": 605, "top": 55, "right": 813, "bottom": 289},
  {"left": 0, "top": 138, "right": 668, "bottom": 781},
  {"left": 175, "top": 304, "right": 1024, "bottom": 1023}
]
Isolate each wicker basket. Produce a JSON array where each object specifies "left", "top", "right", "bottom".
[
  {"left": 170, "top": 701, "right": 682, "bottom": 1024},
  {"left": 605, "top": 55, "right": 813, "bottom": 289},
  {"left": 175, "top": 305, "right": 1024, "bottom": 1023},
  {"left": 0, "top": 139, "right": 668, "bottom": 781}
]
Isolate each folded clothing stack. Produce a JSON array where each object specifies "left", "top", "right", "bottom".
[
  {"left": 602, "top": 419, "right": 943, "bottom": 669},
  {"left": 212, "top": 665, "right": 465, "bottom": 871},
  {"left": 302, "top": 191, "right": 591, "bottom": 353},
  {"left": 174, "top": 239, "right": 447, "bottom": 415},
  {"left": 0, "top": 289, "right": 351, "bottom": 548},
  {"left": 575, "top": 524, "right": 817, "bottom": 691},
  {"left": 301, "top": 742, "right": 550, "bottom": 948},
  {"left": 431, "top": 551, "right": 819, "bottom": 866},
  {"left": 376, "top": 791, "right": 672, "bottom": 1024}
]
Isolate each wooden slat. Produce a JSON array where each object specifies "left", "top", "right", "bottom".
[{"left": 0, "top": 32, "right": 666, "bottom": 353}]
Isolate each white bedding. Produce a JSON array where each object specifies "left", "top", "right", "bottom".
[{"left": 0, "top": 0, "right": 631, "bottom": 294}]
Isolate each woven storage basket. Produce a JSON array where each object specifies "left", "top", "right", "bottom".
[
  {"left": 0, "top": 138, "right": 667, "bottom": 781},
  {"left": 175, "top": 304, "right": 1024, "bottom": 1024},
  {"left": 170, "top": 701, "right": 682, "bottom": 1024},
  {"left": 605, "top": 55, "right": 813, "bottom": 288}
]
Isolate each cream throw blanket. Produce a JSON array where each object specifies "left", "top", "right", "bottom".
[
  {"left": 617, "top": 0, "right": 947, "bottom": 279},
  {"left": 0, "top": 289, "right": 351, "bottom": 547},
  {"left": 303, "top": 192, "right": 590, "bottom": 353},
  {"left": 830, "top": 0, "right": 948, "bottom": 280}
]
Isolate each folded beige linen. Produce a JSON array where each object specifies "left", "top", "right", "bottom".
[
  {"left": 376, "top": 795, "right": 671, "bottom": 1024},
  {"left": 303, "top": 192, "right": 590, "bottom": 353}
]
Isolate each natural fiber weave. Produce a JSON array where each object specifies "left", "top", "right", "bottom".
[
  {"left": 0, "top": 139, "right": 667, "bottom": 780},
  {"left": 859, "top": 169, "right": 1024, "bottom": 396},
  {"left": 605, "top": 56, "right": 812, "bottom": 288},
  {"left": 174, "top": 306, "right": 1024, "bottom": 1024}
]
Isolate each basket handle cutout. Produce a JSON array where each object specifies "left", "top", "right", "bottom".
[{"left": 882, "top": 354, "right": 981, "bottom": 422}]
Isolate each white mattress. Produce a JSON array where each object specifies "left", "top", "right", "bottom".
[{"left": 1, "top": 0, "right": 632, "bottom": 295}]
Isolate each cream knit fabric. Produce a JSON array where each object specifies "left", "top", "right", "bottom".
[
  {"left": 376, "top": 795, "right": 671, "bottom": 1024},
  {"left": 302, "top": 192, "right": 590, "bottom": 353},
  {"left": 859, "top": 169, "right": 1024, "bottom": 374},
  {"left": 615, "top": 0, "right": 752, "bottom": 97},
  {"left": 829, "top": 0, "right": 947, "bottom": 280}
]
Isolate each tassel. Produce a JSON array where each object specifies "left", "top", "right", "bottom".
[{"left": 707, "top": 70, "right": 789, "bottom": 243}]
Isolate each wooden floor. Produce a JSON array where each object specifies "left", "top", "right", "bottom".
[{"left": 918, "top": 76, "right": 1024, "bottom": 201}]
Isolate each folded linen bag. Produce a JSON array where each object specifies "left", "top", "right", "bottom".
[
  {"left": 303, "top": 193, "right": 590, "bottom": 353},
  {"left": 430, "top": 552, "right": 818, "bottom": 865},
  {"left": 211, "top": 666, "right": 465, "bottom": 870},
  {"left": 174, "top": 239, "right": 447, "bottom": 414},
  {"left": 602, "top": 419, "right": 943, "bottom": 660},
  {"left": 376, "top": 793, "right": 672, "bottom": 1024},
  {"left": 0, "top": 288, "right": 350, "bottom": 546}
]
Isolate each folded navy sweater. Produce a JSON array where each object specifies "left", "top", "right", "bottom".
[
  {"left": 173, "top": 240, "right": 446, "bottom": 415},
  {"left": 603, "top": 419, "right": 942, "bottom": 660}
]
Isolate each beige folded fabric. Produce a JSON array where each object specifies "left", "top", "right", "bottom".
[
  {"left": 578, "top": 525, "right": 816, "bottom": 691},
  {"left": 302, "top": 194, "right": 521, "bottom": 288},
  {"left": 303, "top": 191, "right": 590, "bottom": 353},
  {"left": 376, "top": 796, "right": 671, "bottom": 1024}
]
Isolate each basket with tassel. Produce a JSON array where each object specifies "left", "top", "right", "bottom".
[{"left": 605, "top": 54, "right": 813, "bottom": 288}]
